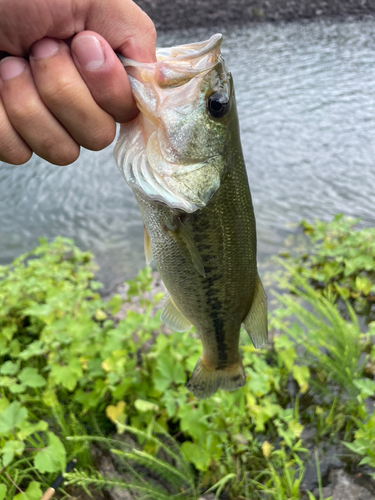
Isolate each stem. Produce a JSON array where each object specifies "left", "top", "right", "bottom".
[
  {"left": 314, "top": 448, "right": 323, "bottom": 500},
  {"left": 5, "top": 472, "right": 24, "bottom": 494}
]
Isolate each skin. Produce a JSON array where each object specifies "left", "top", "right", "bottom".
[{"left": 0, "top": 0, "right": 156, "bottom": 165}]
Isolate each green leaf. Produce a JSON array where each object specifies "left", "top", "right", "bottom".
[
  {"left": 353, "top": 378, "right": 375, "bottom": 398},
  {"left": 292, "top": 365, "right": 310, "bottom": 393},
  {"left": 355, "top": 276, "right": 372, "bottom": 295},
  {"left": 50, "top": 359, "right": 83, "bottom": 391},
  {"left": 154, "top": 352, "right": 186, "bottom": 392},
  {"left": 274, "top": 334, "right": 295, "bottom": 350},
  {"left": 181, "top": 441, "right": 211, "bottom": 471},
  {"left": 1, "top": 440, "right": 25, "bottom": 466},
  {"left": 95, "top": 309, "right": 107, "bottom": 321},
  {"left": 9, "top": 383, "right": 27, "bottom": 394},
  {"left": 34, "top": 432, "right": 66, "bottom": 473},
  {"left": 18, "top": 341, "right": 46, "bottom": 360},
  {"left": 134, "top": 399, "right": 159, "bottom": 413},
  {"left": 204, "top": 473, "right": 236, "bottom": 497},
  {"left": 17, "top": 419, "right": 48, "bottom": 441},
  {"left": 0, "top": 484, "right": 7, "bottom": 500},
  {"left": 0, "top": 376, "right": 16, "bottom": 388},
  {"left": 178, "top": 404, "right": 209, "bottom": 441},
  {"left": 344, "top": 439, "right": 367, "bottom": 455},
  {"left": 108, "top": 294, "right": 122, "bottom": 315},
  {"left": 0, "top": 401, "right": 27, "bottom": 434},
  {"left": 278, "top": 347, "right": 296, "bottom": 371},
  {"left": 18, "top": 367, "right": 46, "bottom": 388},
  {"left": 13, "top": 482, "right": 42, "bottom": 500},
  {"left": 0, "top": 397, "right": 9, "bottom": 413},
  {"left": 0, "top": 361, "right": 19, "bottom": 375},
  {"left": 246, "top": 368, "right": 271, "bottom": 396}
]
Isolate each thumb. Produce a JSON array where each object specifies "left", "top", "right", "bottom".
[{"left": 83, "top": 0, "right": 157, "bottom": 62}]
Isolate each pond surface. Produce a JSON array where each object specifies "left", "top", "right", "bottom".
[{"left": 1, "top": 19, "right": 375, "bottom": 293}]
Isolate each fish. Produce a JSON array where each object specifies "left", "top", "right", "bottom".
[{"left": 114, "top": 34, "right": 268, "bottom": 399}]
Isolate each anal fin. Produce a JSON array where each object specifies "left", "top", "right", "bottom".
[
  {"left": 243, "top": 275, "right": 268, "bottom": 348},
  {"left": 160, "top": 294, "right": 192, "bottom": 332},
  {"left": 144, "top": 225, "right": 153, "bottom": 265}
]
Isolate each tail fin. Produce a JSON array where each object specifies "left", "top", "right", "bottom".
[{"left": 186, "top": 357, "right": 246, "bottom": 399}]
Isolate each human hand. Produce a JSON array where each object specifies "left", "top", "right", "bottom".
[{"left": 0, "top": 0, "right": 156, "bottom": 165}]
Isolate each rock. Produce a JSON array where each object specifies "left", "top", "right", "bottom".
[
  {"left": 301, "top": 444, "right": 346, "bottom": 492},
  {"left": 92, "top": 444, "right": 135, "bottom": 500},
  {"left": 327, "top": 469, "right": 373, "bottom": 500},
  {"left": 315, "top": 484, "right": 334, "bottom": 498}
]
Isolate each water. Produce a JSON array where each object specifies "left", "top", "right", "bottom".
[{"left": 1, "top": 19, "right": 375, "bottom": 293}]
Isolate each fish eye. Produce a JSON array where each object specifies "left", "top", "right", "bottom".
[{"left": 207, "top": 93, "right": 229, "bottom": 119}]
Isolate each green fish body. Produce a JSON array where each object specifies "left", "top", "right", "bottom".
[{"left": 115, "top": 35, "right": 267, "bottom": 398}]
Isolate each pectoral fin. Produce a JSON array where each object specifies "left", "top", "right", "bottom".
[
  {"left": 160, "top": 294, "right": 192, "bottom": 332},
  {"left": 176, "top": 218, "right": 206, "bottom": 278},
  {"left": 143, "top": 225, "right": 153, "bottom": 265},
  {"left": 243, "top": 275, "right": 268, "bottom": 348}
]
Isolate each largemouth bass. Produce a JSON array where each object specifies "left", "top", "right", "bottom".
[{"left": 114, "top": 34, "right": 268, "bottom": 399}]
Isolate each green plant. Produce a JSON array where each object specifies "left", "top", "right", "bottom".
[
  {"left": 65, "top": 424, "right": 199, "bottom": 500},
  {"left": 274, "top": 267, "right": 364, "bottom": 399},
  {"left": 250, "top": 441, "right": 308, "bottom": 500},
  {"left": 283, "top": 215, "right": 375, "bottom": 320},
  {"left": 1, "top": 220, "right": 375, "bottom": 499},
  {"left": 343, "top": 412, "right": 375, "bottom": 470}
]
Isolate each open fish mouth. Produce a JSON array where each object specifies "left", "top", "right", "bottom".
[
  {"left": 118, "top": 34, "right": 223, "bottom": 87},
  {"left": 114, "top": 34, "right": 230, "bottom": 213}
]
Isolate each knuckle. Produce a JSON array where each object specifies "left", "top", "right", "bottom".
[
  {"left": 143, "top": 17, "right": 157, "bottom": 44},
  {"left": 40, "top": 77, "right": 75, "bottom": 107},
  {"left": 0, "top": 124, "right": 32, "bottom": 165},
  {"left": 7, "top": 96, "right": 41, "bottom": 124},
  {"left": 85, "top": 122, "right": 116, "bottom": 151}
]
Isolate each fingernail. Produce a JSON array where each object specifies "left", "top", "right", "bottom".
[
  {"left": 0, "top": 57, "right": 25, "bottom": 80},
  {"left": 31, "top": 38, "right": 60, "bottom": 60},
  {"left": 72, "top": 35, "right": 105, "bottom": 70}
]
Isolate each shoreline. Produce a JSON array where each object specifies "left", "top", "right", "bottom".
[{"left": 134, "top": 0, "right": 375, "bottom": 31}]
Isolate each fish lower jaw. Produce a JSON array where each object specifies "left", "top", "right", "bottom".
[{"left": 186, "top": 355, "right": 246, "bottom": 399}]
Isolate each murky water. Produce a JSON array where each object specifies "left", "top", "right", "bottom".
[{"left": 1, "top": 19, "right": 375, "bottom": 293}]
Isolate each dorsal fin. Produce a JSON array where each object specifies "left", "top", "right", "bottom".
[
  {"left": 160, "top": 294, "right": 192, "bottom": 332},
  {"left": 176, "top": 218, "right": 206, "bottom": 278},
  {"left": 242, "top": 275, "right": 268, "bottom": 348},
  {"left": 143, "top": 225, "right": 153, "bottom": 265}
]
